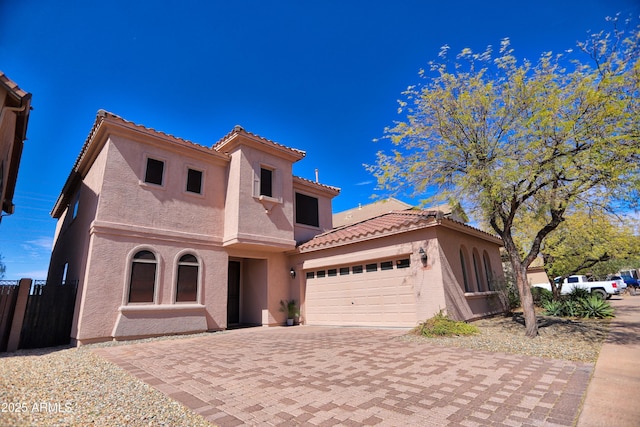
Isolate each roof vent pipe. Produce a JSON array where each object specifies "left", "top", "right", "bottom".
[{"left": 315, "top": 169, "right": 319, "bottom": 183}]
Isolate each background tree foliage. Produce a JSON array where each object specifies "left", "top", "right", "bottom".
[
  {"left": 369, "top": 17, "right": 640, "bottom": 337},
  {"left": 537, "top": 210, "right": 640, "bottom": 287}
]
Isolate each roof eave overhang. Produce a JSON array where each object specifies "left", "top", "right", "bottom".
[{"left": 214, "top": 129, "right": 306, "bottom": 163}]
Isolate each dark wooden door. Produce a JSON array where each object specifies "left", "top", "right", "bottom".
[{"left": 227, "top": 261, "right": 240, "bottom": 325}]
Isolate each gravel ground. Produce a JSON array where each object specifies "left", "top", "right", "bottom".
[
  {"left": 0, "top": 314, "right": 610, "bottom": 426},
  {"left": 402, "top": 313, "right": 611, "bottom": 362}
]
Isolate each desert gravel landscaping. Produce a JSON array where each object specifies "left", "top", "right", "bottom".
[{"left": 0, "top": 314, "right": 610, "bottom": 426}]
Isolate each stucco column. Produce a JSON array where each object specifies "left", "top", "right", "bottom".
[{"left": 6, "top": 278, "right": 32, "bottom": 352}]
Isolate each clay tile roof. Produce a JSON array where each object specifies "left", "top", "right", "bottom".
[
  {"left": 0, "top": 71, "right": 30, "bottom": 100},
  {"left": 293, "top": 175, "right": 340, "bottom": 195},
  {"left": 212, "top": 125, "right": 306, "bottom": 160},
  {"left": 96, "top": 110, "right": 212, "bottom": 150},
  {"left": 299, "top": 209, "right": 443, "bottom": 251}
]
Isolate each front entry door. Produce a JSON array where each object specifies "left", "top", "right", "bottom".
[{"left": 227, "top": 261, "right": 241, "bottom": 325}]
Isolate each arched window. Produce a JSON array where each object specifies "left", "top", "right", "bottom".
[
  {"left": 460, "top": 249, "right": 471, "bottom": 293},
  {"left": 483, "top": 251, "right": 494, "bottom": 291},
  {"left": 128, "top": 250, "right": 157, "bottom": 303},
  {"left": 473, "top": 251, "right": 483, "bottom": 292},
  {"left": 176, "top": 254, "right": 199, "bottom": 302}
]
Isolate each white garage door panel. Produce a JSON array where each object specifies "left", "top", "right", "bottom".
[{"left": 305, "top": 268, "right": 416, "bottom": 327}]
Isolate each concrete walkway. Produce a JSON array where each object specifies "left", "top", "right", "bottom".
[{"left": 576, "top": 295, "right": 640, "bottom": 427}]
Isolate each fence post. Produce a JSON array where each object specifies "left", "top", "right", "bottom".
[{"left": 6, "top": 278, "right": 32, "bottom": 352}]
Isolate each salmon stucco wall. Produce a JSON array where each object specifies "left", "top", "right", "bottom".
[
  {"left": 223, "top": 143, "right": 296, "bottom": 250},
  {"left": 435, "top": 224, "right": 506, "bottom": 321}
]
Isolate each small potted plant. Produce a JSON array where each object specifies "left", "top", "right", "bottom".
[{"left": 279, "top": 299, "right": 299, "bottom": 326}]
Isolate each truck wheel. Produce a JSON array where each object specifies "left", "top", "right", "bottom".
[{"left": 591, "top": 289, "right": 607, "bottom": 301}]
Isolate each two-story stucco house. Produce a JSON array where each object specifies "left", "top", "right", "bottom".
[{"left": 48, "top": 110, "right": 506, "bottom": 345}]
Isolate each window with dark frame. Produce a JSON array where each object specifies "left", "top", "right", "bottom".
[
  {"left": 339, "top": 267, "right": 350, "bottom": 275},
  {"left": 176, "top": 254, "right": 199, "bottom": 302},
  {"left": 260, "top": 167, "right": 273, "bottom": 197},
  {"left": 328, "top": 269, "right": 337, "bottom": 277},
  {"left": 144, "top": 158, "right": 164, "bottom": 185},
  {"left": 352, "top": 265, "right": 363, "bottom": 274},
  {"left": 396, "top": 259, "right": 410, "bottom": 269},
  {"left": 186, "top": 168, "right": 203, "bottom": 194},
  {"left": 381, "top": 261, "right": 394, "bottom": 270},
  {"left": 306, "top": 271, "right": 315, "bottom": 279},
  {"left": 366, "top": 263, "right": 378, "bottom": 272},
  {"left": 128, "top": 250, "right": 157, "bottom": 303},
  {"left": 295, "top": 192, "right": 319, "bottom": 227},
  {"left": 483, "top": 252, "right": 493, "bottom": 290},
  {"left": 460, "top": 249, "right": 471, "bottom": 292},
  {"left": 316, "top": 270, "right": 326, "bottom": 278}
]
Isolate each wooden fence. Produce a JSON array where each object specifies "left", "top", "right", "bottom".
[
  {"left": 0, "top": 279, "right": 78, "bottom": 352},
  {"left": 0, "top": 280, "right": 20, "bottom": 352}
]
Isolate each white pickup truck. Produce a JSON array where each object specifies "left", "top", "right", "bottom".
[{"left": 532, "top": 275, "right": 625, "bottom": 300}]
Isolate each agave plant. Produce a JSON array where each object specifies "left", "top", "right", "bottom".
[
  {"left": 542, "top": 300, "right": 564, "bottom": 317},
  {"left": 578, "top": 296, "right": 615, "bottom": 319}
]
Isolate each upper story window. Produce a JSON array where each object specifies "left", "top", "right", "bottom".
[
  {"left": 144, "top": 158, "right": 165, "bottom": 186},
  {"left": 260, "top": 167, "right": 273, "bottom": 197},
  {"left": 186, "top": 168, "right": 203, "bottom": 194},
  {"left": 71, "top": 191, "right": 80, "bottom": 220},
  {"left": 295, "top": 192, "right": 319, "bottom": 227},
  {"left": 128, "top": 250, "right": 157, "bottom": 303}
]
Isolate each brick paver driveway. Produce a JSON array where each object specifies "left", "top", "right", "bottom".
[{"left": 93, "top": 326, "right": 592, "bottom": 426}]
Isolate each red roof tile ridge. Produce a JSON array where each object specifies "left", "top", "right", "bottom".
[
  {"left": 212, "top": 125, "right": 306, "bottom": 157},
  {"left": 293, "top": 175, "right": 341, "bottom": 193},
  {"left": 97, "top": 110, "right": 210, "bottom": 150},
  {"left": 0, "top": 71, "right": 30, "bottom": 99},
  {"left": 300, "top": 210, "right": 441, "bottom": 250}
]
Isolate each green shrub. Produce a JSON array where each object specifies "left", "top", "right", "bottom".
[
  {"left": 578, "top": 296, "right": 615, "bottom": 319},
  {"left": 567, "top": 287, "right": 590, "bottom": 301},
  {"left": 413, "top": 311, "right": 479, "bottom": 337},
  {"left": 562, "top": 299, "right": 582, "bottom": 317},
  {"left": 542, "top": 300, "right": 564, "bottom": 316},
  {"left": 531, "top": 287, "right": 553, "bottom": 307}
]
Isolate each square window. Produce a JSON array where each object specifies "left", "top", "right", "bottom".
[
  {"left": 295, "top": 192, "right": 319, "bottom": 227},
  {"left": 352, "top": 265, "right": 363, "bottom": 274},
  {"left": 328, "top": 269, "right": 337, "bottom": 277},
  {"left": 260, "top": 167, "right": 273, "bottom": 197},
  {"left": 316, "top": 270, "right": 326, "bottom": 278},
  {"left": 339, "top": 267, "right": 350, "bottom": 275},
  {"left": 186, "top": 168, "right": 203, "bottom": 194},
  {"left": 145, "top": 158, "right": 164, "bottom": 185},
  {"left": 306, "top": 271, "right": 315, "bottom": 279},
  {"left": 366, "top": 263, "right": 378, "bottom": 272}
]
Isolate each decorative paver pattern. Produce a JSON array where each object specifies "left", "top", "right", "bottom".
[{"left": 93, "top": 326, "right": 592, "bottom": 426}]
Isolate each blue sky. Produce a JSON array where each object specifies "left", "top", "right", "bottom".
[{"left": 1, "top": 0, "right": 638, "bottom": 279}]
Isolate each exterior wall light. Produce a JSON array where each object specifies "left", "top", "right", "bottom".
[
  {"left": 290, "top": 268, "right": 296, "bottom": 278},
  {"left": 419, "top": 247, "right": 428, "bottom": 264}
]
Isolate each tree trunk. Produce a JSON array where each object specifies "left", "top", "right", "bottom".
[{"left": 512, "top": 261, "right": 539, "bottom": 337}]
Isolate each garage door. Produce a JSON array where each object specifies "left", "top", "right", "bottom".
[{"left": 304, "top": 259, "right": 417, "bottom": 327}]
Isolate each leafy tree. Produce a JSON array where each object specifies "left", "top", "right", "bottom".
[
  {"left": 540, "top": 210, "right": 640, "bottom": 295},
  {"left": 369, "top": 18, "right": 640, "bottom": 337}
]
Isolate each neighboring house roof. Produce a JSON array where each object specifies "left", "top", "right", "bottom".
[
  {"left": 213, "top": 125, "right": 305, "bottom": 162},
  {"left": 299, "top": 209, "right": 502, "bottom": 252},
  {"left": 51, "top": 110, "right": 228, "bottom": 218},
  {"left": 333, "top": 198, "right": 468, "bottom": 227},
  {"left": 0, "top": 71, "right": 32, "bottom": 216},
  {"left": 333, "top": 198, "right": 412, "bottom": 227}
]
